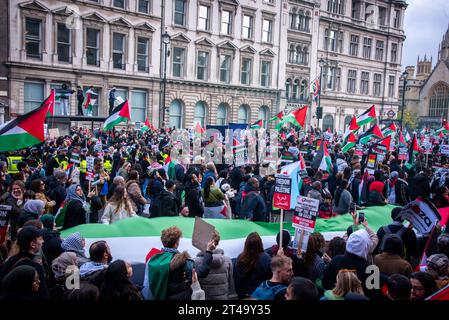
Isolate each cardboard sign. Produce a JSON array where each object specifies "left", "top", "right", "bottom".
[
  {"left": 355, "top": 144, "right": 364, "bottom": 156},
  {"left": 398, "top": 147, "right": 408, "bottom": 160},
  {"left": 70, "top": 153, "right": 80, "bottom": 164},
  {"left": 373, "top": 144, "right": 387, "bottom": 163},
  {"left": 48, "top": 128, "right": 60, "bottom": 139},
  {"left": 273, "top": 174, "right": 292, "bottom": 210},
  {"left": 192, "top": 217, "right": 215, "bottom": 252},
  {"left": 440, "top": 145, "right": 449, "bottom": 156},
  {"left": 44, "top": 124, "right": 49, "bottom": 139},
  {"left": 366, "top": 153, "right": 377, "bottom": 175},
  {"left": 86, "top": 156, "right": 95, "bottom": 181},
  {"left": 0, "top": 205, "right": 12, "bottom": 245}
]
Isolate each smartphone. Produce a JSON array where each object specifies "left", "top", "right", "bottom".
[{"left": 358, "top": 212, "right": 365, "bottom": 224}]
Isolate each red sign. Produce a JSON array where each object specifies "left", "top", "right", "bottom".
[
  {"left": 0, "top": 205, "right": 12, "bottom": 245},
  {"left": 292, "top": 216, "right": 316, "bottom": 230},
  {"left": 273, "top": 174, "right": 292, "bottom": 210}
]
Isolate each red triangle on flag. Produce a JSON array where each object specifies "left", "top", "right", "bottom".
[
  {"left": 372, "top": 125, "right": 383, "bottom": 138},
  {"left": 18, "top": 98, "right": 51, "bottom": 142},
  {"left": 348, "top": 132, "right": 357, "bottom": 143},
  {"left": 118, "top": 101, "right": 131, "bottom": 120},
  {"left": 368, "top": 105, "right": 377, "bottom": 118},
  {"left": 292, "top": 106, "right": 308, "bottom": 128},
  {"left": 349, "top": 116, "right": 360, "bottom": 131}
]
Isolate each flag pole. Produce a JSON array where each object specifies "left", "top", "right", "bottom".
[{"left": 279, "top": 209, "right": 284, "bottom": 250}]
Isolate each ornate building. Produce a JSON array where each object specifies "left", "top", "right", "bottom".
[{"left": 401, "top": 26, "right": 449, "bottom": 128}]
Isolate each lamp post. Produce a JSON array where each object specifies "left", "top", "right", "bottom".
[
  {"left": 317, "top": 58, "right": 326, "bottom": 129},
  {"left": 400, "top": 70, "right": 408, "bottom": 130},
  {"left": 161, "top": 31, "right": 171, "bottom": 128}
]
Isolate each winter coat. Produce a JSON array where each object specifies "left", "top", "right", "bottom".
[
  {"left": 101, "top": 202, "right": 136, "bottom": 224},
  {"left": 374, "top": 253, "right": 413, "bottom": 277},
  {"left": 35, "top": 192, "right": 55, "bottom": 214},
  {"left": 239, "top": 185, "right": 266, "bottom": 221},
  {"left": 234, "top": 252, "right": 272, "bottom": 299},
  {"left": 194, "top": 248, "right": 235, "bottom": 300},
  {"left": 63, "top": 200, "right": 87, "bottom": 230},
  {"left": 42, "top": 230, "right": 63, "bottom": 265},
  {"left": 159, "top": 190, "right": 180, "bottom": 216},
  {"left": 166, "top": 251, "right": 194, "bottom": 300},
  {"left": 367, "top": 191, "right": 386, "bottom": 206},
  {"left": 201, "top": 170, "right": 216, "bottom": 188},
  {"left": 185, "top": 182, "right": 204, "bottom": 217},
  {"left": 47, "top": 181, "right": 67, "bottom": 211},
  {"left": 230, "top": 167, "right": 244, "bottom": 191},
  {"left": 126, "top": 181, "right": 146, "bottom": 215},
  {"left": 375, "top": 222, "right": 419, "bottom": 262},
  {"left": 332, "top": 189, "right": 353, "bottom": 214}
]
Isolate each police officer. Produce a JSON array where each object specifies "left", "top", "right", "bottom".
[
  {"left": 103, "top": 147, "right": 113, "bottom": 174},
  {"left": 25, "top": 147, "right": 42, "bottom": 170},
  {"left": 47, "top": 147, "right": 69, "bottom": 176},
  {"left": 6, "top": 151, "right": 23, "bottom": 175}
]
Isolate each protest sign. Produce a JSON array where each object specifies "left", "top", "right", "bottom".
[
  {"left": 292, "top": 196, "right": 319, "bottom": 252},
  {"left": 355, "top": 144, "right": 364, "bottom": 156},
  {"left": 192, "top": 217, "right": 216, "bottom": 252},
  {"left": 273, "top": 174, "right": 292, "bottom": 210},
  {"left": 86, "top": 156, "right": 95, "bottom": 181},
  {"left": 440, "top": 145, "right": 449, "bottom": 156},
  {"left": 372, "top": 144, "right": 387, "bottom": 163},
  {"left": 366, "top": 153, "right": 377, "bottom": 175},
  {"left": 399, "top": 198, "right": 441, "bottom": 235},
  {"left": 0, "top": 205, "right": 12, "bottom": 245},
  {"left": 70, "top": 153, "right": 80, "bottom": 164},
  {"left": 423, "top": 142, "right": 433, "bottom": 155},
  {"left": 234, "top": 146, "right": 246, "bottom": 167},
  {"left": 48, "top": 128, "right": 60, "bottom": 139},
  {"left": 398, "top": 147, "right": 408, "bottom": 160}
]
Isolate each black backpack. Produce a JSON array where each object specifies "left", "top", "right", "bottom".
[{"left": 379, "top": 225, "right": 407, "bottom": 252}]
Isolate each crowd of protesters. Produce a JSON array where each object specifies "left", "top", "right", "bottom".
[{"left": 0, "top": 124, "right": 448, "bottom": 301}]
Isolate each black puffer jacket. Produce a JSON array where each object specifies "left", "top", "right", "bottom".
[{"left": 166, "top": 252, "right": 194, "bottom": 300}]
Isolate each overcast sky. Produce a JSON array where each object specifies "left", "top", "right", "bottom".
[{"left": 403, "top": 0, "right": 449, "bottom": 70}]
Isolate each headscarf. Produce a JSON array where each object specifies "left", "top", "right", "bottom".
[
  {"left": 51, "top": 252, "right": 78, "bottom": 280},
  {"left": 39, "top": 214, "right": 55, "bottom": 231},
  {"left": 65, "top": 184, "right": 86, "bottom": 203},
  {"left": 369, "top": 181, "right": 385, "bottom": 193},
  {"left": 346, "top": 229, "right": 371, "bottom": 260},
  {"left": 23, "top": 199, "right": 44, "bottom": 214},
  {"left": 61, "top": 232, "right": 85, "bottom": 254},
  {"left": 2, "top": 265, "right": 37, "bottom": 298}
]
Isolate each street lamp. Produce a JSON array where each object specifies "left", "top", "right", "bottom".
[
  {"left": 400, "top": 70, "right": 408, "bottom": 130},
  {"left": 161, "top": 31, "right": 171, "bottom": 128},
  {"left": 317, "top": 58, "right": 326, "bottom": 129}
]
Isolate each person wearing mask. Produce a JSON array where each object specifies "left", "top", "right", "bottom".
[
  {"left": 79, "top": 240, "right": 113, "bottom": 288},
  {"left": 0, "top": 226, "right": 49, "bottom": 299},
  {"left": 62, "top": 184, "right": 96, "bottom": 230},
  {"left": 184, "top": 174, "right": 204, "bottom": 218},
  {"left": 367, "top": 181, "right": 387, "bottom": 206},
  {"left": 202, "top": 177, "right": 226, "bottom": 219},
  {"left": 321, "top": 270, "right": 365, "bottom": 300},
  {"left": 99, "top": 260, "right": 143, "bottom": 300},
  {"left": 234, "top": 232, "right": 272, "bottom": 299},
  {"left": 285, "top": 277, "right": 319, "bottom": 300},
  {"left": 159, "top": 180, "right": 180, "bottom": 217},
  {"left": 332, "top": 180, "right": 353, "bottom": 215},
  {"left": 239, "top": 178, "right": 266, "bottom": 222},
  {"left": 30, "top": 179, "right": 56, "bottom": 214},
  {"left": 409, "top": 272, "right": 438, "bottom": 300},
  {"left": 1, "top": 265, "right": 41, "bottom": 300},
  {"left": 5, "top": 180, "right": 26, "bottom": 240},
  {"left": 387, "top": 171, "right": 410, "bottom": 206},
  {"left": 251, "top": 255, "right": 293, "bottom": 300},
  {"left": 101, "top": 186, "right": 136, "bottom": 224},
  {"left": 61, "top": 232, "right": 89, "bottom": 267}
]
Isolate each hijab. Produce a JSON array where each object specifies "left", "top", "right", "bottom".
[
  {"left": 2, "top": 265, "right": 37, "bottom": 299},
  {"left": 23, "top": 199, "right": 44, "bottom": 214},
  {"left": 65, "top": 184, "right": 86, "bottom": 203},
  {"left": 39, "top": 214, "right": 55, "bottom": 231}
]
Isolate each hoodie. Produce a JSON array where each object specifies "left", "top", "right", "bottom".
[{"left": 346, "top": 229, "right": 372, "bottom": 260}]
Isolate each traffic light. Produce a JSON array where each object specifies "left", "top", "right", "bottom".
[{"left": 316, "top": 107, "right": 323, "bottom": 119}]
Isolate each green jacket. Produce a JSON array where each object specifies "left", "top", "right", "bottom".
[
  {"left": 202, "top": 187, "right": 225, "bottom": 205},
  {"left": 147, "top": 251, "right": 175, "bottom": 300}
]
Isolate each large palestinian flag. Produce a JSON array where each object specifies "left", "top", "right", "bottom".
[
  {"left": 319, "top": 142, "right": 332, "bottom": 172},
  {"left": 358, "top": 124, "right": 383, "bottom": 144},
  {"left": 356, "top": 105, "right": 376, "bottom": 126},
  {"left": 341, "top": 132, "right": 357, "bottom": 153},
  {"left": 342, "top": 116, "right": 360, "bottom": 142},
  {"left": 276, "top": 106, "right": 308, "bottom": 130},
  {"left": 60, "top": 206, "right": 396, "bottom": 263},
  {"left": 0, "top": 93, "right": 53, "bottom": 152},
  {"left": 103, "top": 100, "right": 131, "bottom": 131}
]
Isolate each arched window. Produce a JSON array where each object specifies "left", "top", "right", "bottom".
[
  {"left": 259, "top": 106, "right": 269, "bottom": 129},
  {"left": 429, "top": 83, "right": 449, "bottom": 120},
  {"left": 169, "top": 99, "right": 183, "bottom": 128},
  {"left": 285, "top": 78, "right": 292, "bottom": 99},
  {"left": 292, "top": 79, "right": 300, "bottom": 100},
  {"left": 238, "top": 104, "right": 250, "bottom": 124},
  {"left": 344, "top": 115, "right": 352, "bottom": 128},
  {"left": 304, "top": 11, "right": 311, "bottom": 32},
  {"left": 300, "top": 79, "right": 308, "bottom": 100},
  {"left": 298, "top": 10, "right": 304, "bottom": 31},
  {"left": 323, "top": 114, "right": 334, "bottom": 132},
  {"left": 296, "top": 45, "right": 303, "bottom": 64},
  {"left": 217, "top": 103, "right": 228, "bottom": 125},
  {"left": 290, "top": 8, "right": 297, "bottom": 29},
  {"left": 289, "top": 44, "right": 295, "bottom": 63},
  {"left": 303, "top": 47, "right": 309, "bottom": 65},
  {"left": 194, "top": 101, "right": 207, "bottom": 127}
]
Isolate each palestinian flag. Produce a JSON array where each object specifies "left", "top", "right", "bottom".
[
  {"left": 358, "top": 170, "right": 369, "bottom": 205},
  {"left": 269, "top": 111, "right": 284, "bottom": 122},
  {"left": 55, "top": 200, "right": 72, "bottom": 228},
  {"left": 372, "top": 135, "right": 392, "bottom": 152},
  {"left": 46, "top": 89, "right": 56, "bottom": 116},
  {"left": 280, "top": 161, "right": 303, "bottom": 209},
  {"left": 342, "top": 116, "right": 360, "bottom": 142},
  {"left": 250, "top": 119, "right": 263, "bottom": 129},
  {"left": 141, "top": 119, "right": 151, "bottom": 133},
  {"left": 276, "top": 106, "right": 308, "bottom": 130},
  {"left": 398, "top": 130, "right": 406, "bottom": 147},
  {"left": 434, "top": 122, "right": 449, "bottom": 135},
  {"left": 405, "top": 134, "right": 419, "bottom": 170},
  {"left": 358, "top": 124, "right": 383, "bottom": 144},
  {"left": 319, "top": 142, "right": 332, "bottom": 172},
  {"left": 83, "top": 92, "right": 96, "bottom": 112},
  {"left": 341, "top": 132, "right": 357, "bottom": 153},
  {"left": 382, "top": 122, "right": 397, "bottom": 136},
  {"left": 0, "top": 93, "right": 52, "bottom": 152},
  {"left": 404, "top": 131, "right": 411, "bottom": 143},
  {"left": 356, "top": 105, "right": 376, "bottom": 126},
  {"left": 193, "top": 122, "right": 205, "bottom": 137},
  {"left": 103, "top": 100, "right": 131, "bottom": 131}
]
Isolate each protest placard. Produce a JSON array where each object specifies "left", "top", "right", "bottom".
[
  {"left": 292, "top": 196, "right": 319, "bottom": 252},
  {"left": 366, "top": 153, "right": 377, "bottom": 175},
  {"left": 399, "top": 198, "right": 441, "bottom": 235},
  {"left": 398, "top": 147, "right": 408, "bottom": 160},
  {"left": 192, "top": 217, "right": 216, "bottom": 252},
  {"left": 355, "top": 144, "right": 364, "bottom": 156},
  {"left": 48, "top": 128, "right": 60, "bottom": 139},
  {"left": 70, "top": 153, "right": 80, "bottom": 164},
  {"left": 86, "top": 156, "right": 95, "bottom": 181},
  {"left": 273, "top": 174, "right": 292, "bottom": 210},
  {"left": 440, "top": 145, "right": 449, "bottom": 156},
  {"left": 423, "top": 142, "right": 433, "bottom": 155},
  {"left": 0, "top": 205, "right": 12, "bottom": 245}
]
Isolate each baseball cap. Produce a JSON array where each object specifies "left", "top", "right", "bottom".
[
  {"left": 17, "top": 226, "right": 45, "bottom": 249},
  {"left": 427, "top": 254, "right": 449, "bottom": 275}
]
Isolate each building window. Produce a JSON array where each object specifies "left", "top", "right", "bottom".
[
  {"left": 137, "top": 37, "right": 149, "bottom": 72},
  {"left": 391, "top": 43, "right": 398, "bottom": 63},
  {"left": 373, "top": 73, "right": 382, "bottom": 97},
  {"left": 169, "top": 99, "right": 183, "bottom": 128},
  {"left": 219, "top": 54, "right": 231, "bottom": 83},
  {"left": 197, "top": 51, "right": 209, "bottom": 81},
  {"left": 347, "top": 69, "right": 356, "bottom": 93},
  {"left": 351, "top": 0, "right": 361, "bottom": 19},
  {"left": 24, "top": 81, "right": 44, "bottom": 112},
  {"left": 344, "top": 115, "right": 352, "bottom": 127},
  {"left": 113, "top": 0, "right": 125, "bottom": 8},
  {"left": 242, "top": 15, "right": 253, "bottom": 39},
  {"left": 388, "top": 75, "right": 395, "bottom": 98},
  {"left": 112, "top": 33, "right": 125, "bottom": 69},
  {"left": 131, "top": 90, "right": 147, "bottom": 122},
  {"left": 241, "top": 58, "right": 252, "bottom": 85},
  {"left": 375, "top": 40, "right": 384, "bottom": 61},
  {"left": 378, "top": 7, "right": 386, "bottom": 26},
  {"left": 296, "top": 46, "right": 303, "bottom": 64},
  {"left": 172, "top": 47, "right": 185, "bottom": 77},
  {"left": 138, "top": 0, "right": 150, "bottom": 14},
  {"left": 259, "top": 106, "right": 269, "bottom": 128},
  {"left": 349, "top": 35, "right": 359, "bottom": 56},
  {"left": 302, "top": 47, "right": 309, "bottom": 65},
  {"left": 262, "top": 19, "right": 273, "bottom": 43},
  {"left": 288, "top": 44, "right": 295, "bottom": 63},
  {"left": 323, "top": 114, "right": 334, "bottom": 132},
  {"left": 238, "top": 105, "right": 249, "bottom": 124},
  {"left": 360, "top": 71, "right": 369, "bottom": 95},
  {"left": 115, "top": 88, "right": 128, "bottom": 104},
  {"left": 393, "top": 9, "right": 401, "bottom": 28},
  {"left": 327, "top": 0, "right": 345, "bottom": 15},
  {"left": 221, "top": 10, "right": 232, "bottom": 35},
  {"left": 363, "top": 37, "right": 372, "bottom": 59},
  {"left": 198, "top": 4, "right": 210, "bottom": 31},
  {"left": 50, "top": 83, "right": 63, "bottom": 115},
  {"left": 25, "top": 18, "right": 41, "bottom": 59},
  {"left": 325, "top": 29, "right": 343, "bottom": 53},
  {"left": 86, "top": 28, "right": 100, "bottom": 66},
  {"left": 325, "top": 66, "right": 341, "bottom": 91},
  {"left": 57, "top": 23, "right": 71, "bottom": 63},
  {"left": 300, "top": 79, "right": 308, "bottom": 100},
  {"left": 429, "top": 84, "right": 449, "bottom": 119},
  {"left": 174, "top": 0, "right": 186, "bottom": 26},
  {"left": 285, "top": 78, "right": 291, "bottom": 99},
  {"left": 261, "top": 61, "right": 271, "bottom": 87},
  {"left": 194, "top": 101, "right": 207, "bottom": 127},
  {"left": 83, "top": 86, "right": 101, "bottom": 116},
  {"left": 292, "top": 79, "right": 300, "bottom": 100},
  {"left": 217, "top": 103, "right": 228, "bottom": 125}
]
